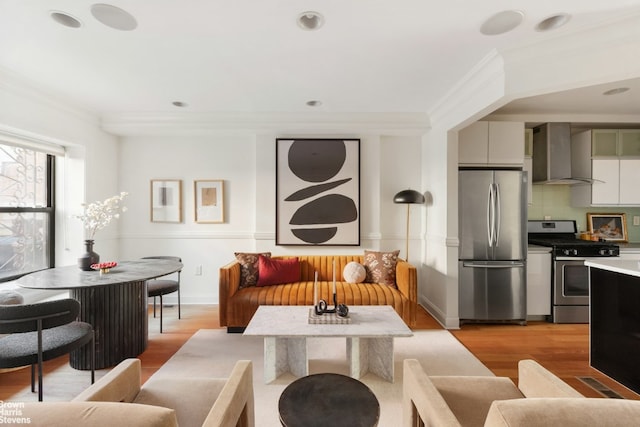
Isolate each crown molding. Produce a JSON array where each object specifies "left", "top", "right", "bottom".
[
  {"left": 0, "top": 65, "right": 99, "bottom": 126},
  {"left": 100, "top": 111, "right": 431, "bottom": 137}
]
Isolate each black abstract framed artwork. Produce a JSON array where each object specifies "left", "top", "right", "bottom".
[{"left": 276, "top": 138, "right": 360, "bottom": 246}]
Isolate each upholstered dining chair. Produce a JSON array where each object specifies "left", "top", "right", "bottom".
[
  {"left": 142, "top": 256, "right": 182, "bottom": 333},
  {"left": 0, "top": 298, "right": 95, "bottom": 401}
]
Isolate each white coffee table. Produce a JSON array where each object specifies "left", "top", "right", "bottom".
[{"left": 243, "top": 305, "right": 413, "bottom": 383}]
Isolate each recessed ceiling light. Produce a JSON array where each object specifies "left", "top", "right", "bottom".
[
  {"left": 50, "top": 11, "right": 82, "bottom": 28},
  {"left": 603, "top": 87, "right": 630, "bottom": 96},
  {"left": 480, "top": 10, "right": 524, "bottom": 36},
  {"left": 172, "top": 101, "right": 188, "bottom": 107},
  {"left": 535, "top": 13, "right": 571, "bottom": 32},
  {"left": 297, "top": 11, "right": 324, "bottom": 31},
  {"left": 90, "top": 3, "right": 138, "bottom": 31},
  {"left": 306, "top": 100, "right": 322, "bottom": 107}
]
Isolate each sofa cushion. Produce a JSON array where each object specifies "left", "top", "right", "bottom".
[
  {"left": 363, "top": 250, "right": 399, "bottom": 285},
  {"left": 134, "top": 376, "right": 226, "bottom": 427},
  {"left": 257, "top": 255, "right": 300, "bottom": 287},
  {"left": 235, "top": 252, "right": 271, "bottom": 287},
  {"left": 18, "top": 401, "right": 178, "bottom": 427},
  {"left": 343, "top": 261, "right": 366, "bottom": 283},
  {"left": 484, "top": 398, "right": 640, "bottom": 427},
  {"left": 430, "top": 376, "right": 524, "bottom": 427}
]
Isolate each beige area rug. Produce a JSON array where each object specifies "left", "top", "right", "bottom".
[
  {"left": 7, "top": 329, "right": 492, "bottom": 426},
  {"left": 153, "top": 329, "right": 493, "bottom": 427}
]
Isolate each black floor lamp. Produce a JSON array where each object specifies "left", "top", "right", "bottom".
[{"left": 393, "top": 189, "right": 425, "bottom": 260}]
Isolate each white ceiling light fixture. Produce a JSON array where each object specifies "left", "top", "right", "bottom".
[
  {"left": 297, "top": 11, "right": 324, "bottom": 31},
  {"left": 480, "top": 10, "right": 525, "bottom": 36},
  {"left": 535, "top": 13, "right": 571, "bottom": 32},
  {"left": 90, "top": 3, "right": 138, "bottom": 31},
  {"left": 603, "top": 87, "right": 630, "bottom": 96},
  {"left": 50, "top": 11, "right": 82, "bottom": 28}
]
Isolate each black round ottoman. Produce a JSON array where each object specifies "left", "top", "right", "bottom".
[{"left": 278, "top": 373, "right": 380, "bottom": 427}]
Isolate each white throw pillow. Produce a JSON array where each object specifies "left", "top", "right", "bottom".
[{"left": 343, "top": 261, "right": 366, "bottom": 283}]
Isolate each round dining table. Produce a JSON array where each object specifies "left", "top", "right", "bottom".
[{"left": 15, "top": 258, "right": 183, "bottom": 370}]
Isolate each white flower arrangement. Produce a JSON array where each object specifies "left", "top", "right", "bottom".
[{"left": 75, "top": 192, "right": 128, "bottom": 240}]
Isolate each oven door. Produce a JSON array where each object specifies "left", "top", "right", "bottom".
[{"left": 553, "top": 258, "right": 590, "bottom": 305}]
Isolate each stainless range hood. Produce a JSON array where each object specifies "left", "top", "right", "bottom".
[{"left": 532, "top": 123, "right": 594, "bottom": 185}]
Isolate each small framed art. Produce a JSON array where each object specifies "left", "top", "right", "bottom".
[
  {"left": 194, "top": 180, "right": 224, "bottom": 223},
  {"left": 587, "top": 213, "right": 628, "bottom": 242},
  {"left": 150, "top": 179, "right": 182, "bottom": 223}
]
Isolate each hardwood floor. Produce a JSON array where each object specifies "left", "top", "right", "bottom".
[{"left": 1, "top": 304, "right": 638, "bottom": 401}]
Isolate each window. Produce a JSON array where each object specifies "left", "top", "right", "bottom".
[{"left": 0, "top": 144, "right": 54, "bottom": 281}]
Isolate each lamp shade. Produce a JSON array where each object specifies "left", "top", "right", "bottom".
[{"left": 393, "top": 189, "right": 425, "bottom": 204}]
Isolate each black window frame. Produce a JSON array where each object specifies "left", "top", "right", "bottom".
[{"left": 0, "top": 152, "right": 55, "bottom": 282}]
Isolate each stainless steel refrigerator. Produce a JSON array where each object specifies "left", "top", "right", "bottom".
[{"left": 458, "top": 169, "right": 527, "bottom": 324}]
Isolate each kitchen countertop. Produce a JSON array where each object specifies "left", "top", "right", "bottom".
[
  {"left": 584, "top": 259, "right": 640, "bottom": 278},
  {"left": 618, "top": 243, "right": 640, "bottom": 252},
  {"left": 527, "top": 244, "right": 552, "bottom": 253}
]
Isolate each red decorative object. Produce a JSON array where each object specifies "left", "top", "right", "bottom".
[{"left": 91, "top": 261, "right": 118, "bottom": 274}]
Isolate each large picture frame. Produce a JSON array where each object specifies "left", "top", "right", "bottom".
[
  {"left": 276, "top": 138, "right": 360, "bottom": 246},
  {"left": 194, "top": 179, "right": 224, "bottom": 223},
  {"left": 150, "top": 179, "right": 182, "bottom": 223},
  {"left": 587, "top": 213, "right": 628, "bottom": 242}
]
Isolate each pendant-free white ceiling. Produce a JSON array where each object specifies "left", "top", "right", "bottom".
[{"left": 0, "top": 1, "right": 639, "bottom": 117}]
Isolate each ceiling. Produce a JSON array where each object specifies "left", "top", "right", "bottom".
[{"left": 1, "top": 1, "right": 639, "bottom": 118}]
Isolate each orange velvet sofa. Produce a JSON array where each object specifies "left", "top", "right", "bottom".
[{"left": 219, "top": 255, "right": 417, "bottom": 332}]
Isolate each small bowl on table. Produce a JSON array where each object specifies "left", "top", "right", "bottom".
[{"left": 91, "top": 261, "right": 118, "bottom": 276}]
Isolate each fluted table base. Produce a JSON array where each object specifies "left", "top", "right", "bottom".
[{"left": 70, "top": 280, "right": 148, "bottom": 370}]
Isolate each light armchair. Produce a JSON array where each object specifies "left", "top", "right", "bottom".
[
  {"left": 402, "top": 358, "right": 584, "bottom": 427},
  {"left": 73, "top": 358, "right": 254, "bottom": 427}
]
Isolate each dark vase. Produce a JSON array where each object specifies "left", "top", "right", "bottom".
[{"left": 78, "top": 239, "right": 100, "bottom": 271}]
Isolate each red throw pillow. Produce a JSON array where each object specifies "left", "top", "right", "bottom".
[{"left": 256, "top": 255, "right": 300, "bottom": 287}]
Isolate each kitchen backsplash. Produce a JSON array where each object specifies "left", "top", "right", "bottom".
[{"left": 528, "top": 185, "right": 640, "bottom": 242}]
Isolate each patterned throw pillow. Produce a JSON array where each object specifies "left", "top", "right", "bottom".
[
  {"left": 363, "top": 250, "right": 400, "bottom": 286},
  {"left": 235, "top": 252, "right": 271, "bottom": 287}
]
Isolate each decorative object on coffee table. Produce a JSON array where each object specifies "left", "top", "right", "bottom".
[{"left": 313, "top": 259, "right": 349, "bottom": 318}]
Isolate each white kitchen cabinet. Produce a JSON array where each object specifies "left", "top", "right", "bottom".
[
  {"left": 527, "top": 250, "right": 552, "bottom": 317},
  {"left": 572, "top": 129, "right": 640, "bottom": 206},
  {"left": 619, "top": 159, "right": 640, "bottom": 204},
  {"left": 591, "top": 159, "right": 620, "bottom": 205},
  {"left": 459, "top": 121, "right": 524, "bottom": 166}
]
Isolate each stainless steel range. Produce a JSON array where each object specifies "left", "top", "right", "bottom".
[{"left": 527, "top": 220, "right": 619, "bottom": 323}]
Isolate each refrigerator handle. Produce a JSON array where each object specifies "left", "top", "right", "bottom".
[
  {"left": 487, "top": 184, "right": 494, "bottom": 248},
  {"left": 494, "top": 183, "right": 501, "bottom": 246},
  {"left": 463, "top": 261, "right": 526, "bottom": 268}
]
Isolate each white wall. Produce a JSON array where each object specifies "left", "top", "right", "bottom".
[
  {"left": 0, "top": 74, "right": 120, "bottom": 268},
  {"left": 117, "top": 132, "right": 423, "bottom": 304}
]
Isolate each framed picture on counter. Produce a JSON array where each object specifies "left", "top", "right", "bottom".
[{"left": 587, "top": 213, "right": 628, "bottom": 242}]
